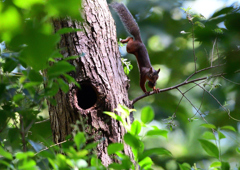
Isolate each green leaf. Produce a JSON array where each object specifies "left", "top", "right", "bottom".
[
  {"left": 107, "top": 143, "right": 124, "bottom": 155},
  {"left": 221, "top": 162, "right": 230, "bottom": 170},
  {"left": 202, "top": 131, "right": 216, "bottom": 140},
  {"left": 47, "top": 61, "right": 75, "bottom": 79},
  {"left": 201, "top": 124, "right": 216, "bottom": 129},
  {"left": 138, "top": 157, "right": 153, "bottom": 169},
  {"left": 198, "top": 139, "right": 219, "bottom": 158},
  {"left": 221, "top": 125, "right": 236, "bottom": 132},
  {"left": 57, "top": 78, "right": 69, "bottom": 93},
  {"left": 218, "top": 131, "right": 226, "bottom": 140},
  {"left": 103, "top": 111, "right": 123, "bottom": 122},
  {"left": 115, "top": 104, "right": 135, "bottom": 118},
  {"left": 0, "top": 146, "right": 13, "bottom": 160},
  {"left": 195, "top": 21, "right": 205, "bottom": 28},
  {"left": 0, "top": 160, "right": 10, "bottom": 167},
  {"left": 178, "top": 163, "right": 191, "bottom": 170},
  {"left": 18, "top": 159, "right": 36, "bottom": 169},
  {"left": 63, "top": 73, "right": 80, "bottom": 87},
  {"left": 124, "top": 133, "right": 141, "bottom": 149},
  {"left": 236, "top": 147, "right": 240, "bottom": 154},
  {"left": 146, "top": 129, "right": 168, "bottom": 138},
  {"left": 85, "top": 142, "right": 98, "bottom": 150},
  {"left": 74, "top": 132, "right": 86, "bottom": 150},
  {"left": 13, "top": 93, "right": 24, "bottom": 103},
  {"left": 3, "top": 58, "right": 18, "bottom": 72},
  {"left": 211, "top": 7, "right": 234, "bottom": 18},
  {"left": 28, "top": 70, "right": 43, "bottom": 82},
  {"left": 210, "top": 161, "right": 221, "bottom": 168},
  {"left": 141, "top": 106, "right": 154, "bottom": 124},
  {"left": 91, "top": 157, "right": 103, "bottom": 167},
  {"left": 131, "top": 120, "right": 141, "bottom": 135},
  {"left": 15, "top": 151, "right": 35, "bottom": 160},
  {"left": 45, "top": 82, "right": 59, "bottom": 96},
  {"left": 139, "top": 148, "right": 172, "bottom": 161}
]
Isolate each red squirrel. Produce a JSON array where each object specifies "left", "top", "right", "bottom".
[{"left": 111, "top": 2, "right": 160, "bottom": 94}]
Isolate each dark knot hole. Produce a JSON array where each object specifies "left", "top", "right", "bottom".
[{"left": 77, "top": 83, "right": 97, "bottom": 110}]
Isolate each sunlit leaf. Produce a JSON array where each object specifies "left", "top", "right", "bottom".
[
  {"left": 139, "top": 148, "right": 172, "bottom": 161},
  {"left": 146, "top": 129, "right": 168, "bottom": 138},
  {"left": 199, "top": 139, "right": 219, "bottom": 158},
  {"left": 141, "top": 106, "right": 154, "bottom": 124},
  {"left": 221, "top": 125, "right": 236, "bottom": 132},
  {"left": 131, "top": 120, "right": 141, "bottom": 135},
  {"left": 74, "top": 132, "right": 86, "bottom": 150},
  {"left": 0, "top": 146, "right": 13, "bottom": 160},
  {"left": 138, "top": 157, "right": 153, "bottom": 169},
  {"left": 15, "top": 151, "right": 35, "bottom": 160},
  {"left": 210, "top": 161, "right": 221, "bottom": 168},
  {"left": 201, "top": 124, "right": 216, "bottom": 129},
  {"left": 124, "top": 133, "right": 141, "bottom": 149},
  {"left": 202, "top": 131, "right": 215, "bottom": 140},
  {"left": 107, "top": 143, "right": 124, "bottom": 155},
  {"left": 178, "top": 163, "right": 191, "bottom": 170}
]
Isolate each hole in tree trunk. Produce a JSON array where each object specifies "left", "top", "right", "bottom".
[{"left": 77, "top": 82, "right": 98, "bottom": 110}]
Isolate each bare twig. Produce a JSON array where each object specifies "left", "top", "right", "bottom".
[
  {"left": 35, "top": 118, "right": 50, "bottom": 124},
  {"left": 191, "top": 21, "right": 197, "bottom": 72},
  {"left": 221, "top": 76, "right": 240, "bottom": 85},
  {"left": 176, "top": 88, "right": 209, "bottom": 124},
  {"left": 132, "top": 73, "right": 225, "bottom": 104},
  {"left": 190, "top": 86, "right": 206, "bottom": 119},
  {"left": 34, "top": 140, "right": 68, "bottom": 156},
  {"left": 193, "top": 83, "right": 240, "bottom": 122},
  {"left": 185, "top": 64, "right": 225, "bottom": 82},
  {"left": 211, "top": 38, "right": 217, "bottom": 66}
]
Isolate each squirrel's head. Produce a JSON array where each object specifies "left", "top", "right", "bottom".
[{"left": 148, "top": 67, "right": 160, "bottom": 83}]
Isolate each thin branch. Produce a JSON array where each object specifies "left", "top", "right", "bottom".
[
  {"left": 132, "top": 73, "right": 225, "bottom": 104},
  {"left": 211, "top": 38, "right": 217, "bottom": 66},
  {"left": 176, "top": 88, "right": 209, "bottom": 124},
  {"left": 191, "top": 21, "right": 197, "bottom": 72},
  {"left": 221, "top": 76, "right": 240, "bottom": 85},
  {"left": 35, "top": 118, "right": 50, "bottom": 124},
  {"left": 34, "top": 140, "right": 68, "bottom": 156},
  {"left": 190, "top": 86, "right": 206, "bottom": 119},
  {"left": 176, "top": 87, "right": 219, "bottom": 155},
  {"left": 193, "top": 83, "right": 240, "bottom": 122},
  {"left": 185, "top": 64, "right": 225, "bottom": 82}
]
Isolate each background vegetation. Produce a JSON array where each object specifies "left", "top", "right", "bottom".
[{"left": 0, "top": 0, "right": 240, "bottom": 169}]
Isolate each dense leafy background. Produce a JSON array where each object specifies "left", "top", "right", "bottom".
[
  {"left": 112, "top": 0, "right": 240, "bottom": 169},
  {"left": 0, "top": 0, "right": 240, "bottom": 169}
]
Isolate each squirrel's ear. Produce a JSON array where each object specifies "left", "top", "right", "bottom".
[
  {"left": 157, "top": 68, "right": 160, "bottom": 74},
  {"left": 150, "top": 67, "right": 153, "bottom": 73}
]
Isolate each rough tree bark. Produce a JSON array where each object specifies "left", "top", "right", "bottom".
[{"left": 48, "top": 0, "right": 133, "bottom": 166}]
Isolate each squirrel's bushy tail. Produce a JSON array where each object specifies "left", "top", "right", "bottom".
[{"left": 110, "top": 2, "right": 142, "bottom": 42}]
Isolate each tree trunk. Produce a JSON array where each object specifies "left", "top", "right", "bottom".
[{"left": 48, "top": 0, "right": 133, "bottom": 166}]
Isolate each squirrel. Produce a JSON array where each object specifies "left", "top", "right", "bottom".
[{"left": 111, "top": 2, "right": 160, "bottom": 94}]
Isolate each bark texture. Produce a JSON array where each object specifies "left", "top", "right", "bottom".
[{"left": 48, "top": 0, "right": 133, "bottom": 166}]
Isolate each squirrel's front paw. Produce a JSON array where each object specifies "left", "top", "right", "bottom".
[{"left": 153, "top": 88, "right": 160, "bottom": 93}]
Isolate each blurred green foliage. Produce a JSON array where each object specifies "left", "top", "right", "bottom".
[{"left": 112, "top": 0, "right": 240, "bottom": 169}]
